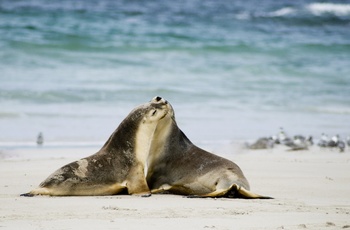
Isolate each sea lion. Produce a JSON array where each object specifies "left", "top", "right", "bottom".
[
  {"left": 21, "top": 97, "right": 170, "bottom": 196},
  {"left": 147, "top": 97, "right": 271, "bottom": 199}
]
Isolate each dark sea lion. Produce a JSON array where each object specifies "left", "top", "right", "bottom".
[
  {"left": 147, "top": 97, "right": 272, "bottom": 199},
  {"left": 22, "top": 98, "right": 170, "bottom": 196}
]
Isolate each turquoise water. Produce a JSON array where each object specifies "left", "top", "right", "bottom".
[{"left": 1, "top": 0, "right": 350, "bottom": 145}]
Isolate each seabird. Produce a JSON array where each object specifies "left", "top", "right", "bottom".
[{"left": 36, "top": 132, "right": 44, "bottom": 145}]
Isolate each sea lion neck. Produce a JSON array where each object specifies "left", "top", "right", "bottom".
[
  {"left": 171, "top": 125, "right": 194, "bottom": 157},
  {"left": 101, "top": 111, "right": 141, "bottom": 153},
  {"left": 151, "top": 118, "right": 193, "bottom": 161}
]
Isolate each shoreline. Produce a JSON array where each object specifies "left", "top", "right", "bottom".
[{"left": 0, "top": 140, "right": 350, "bottom": 160}]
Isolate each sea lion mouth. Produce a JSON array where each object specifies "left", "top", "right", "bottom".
[
  {"left": 157, "top": 107, "right": 174, "bottom": 123},
  {"left": 159, "top": 110, "right": 168, "bottom": 120}
]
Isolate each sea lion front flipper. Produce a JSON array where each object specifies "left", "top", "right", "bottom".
[
  {"left": 150, "top": 184, "right": 173, "bottom": 194},
  {"left": 126, "top": 166, "right": 151, "bottom": 196}
]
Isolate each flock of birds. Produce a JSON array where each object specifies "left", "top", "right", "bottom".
[
  {"left": 36, "top": 129, "right": 348, "bottom": 152},
  {"left": 247, "top": 128, "right": 349, "bottom": 152}
]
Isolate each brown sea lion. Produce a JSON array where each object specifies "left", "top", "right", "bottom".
[
  {"left": 147, "top": 97, "right": 272, "bottom": 199},
  {"left": 21, "top": 97, "right": 170, "bottom": 196}
]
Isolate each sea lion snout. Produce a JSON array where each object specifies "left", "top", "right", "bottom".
[{"left": 152, "top": 96, "right": 168, "bottom": 104}]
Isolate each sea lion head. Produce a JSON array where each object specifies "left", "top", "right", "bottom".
[
  {"left": 125, "top": 96, "right": 174, "bottom": 166},
  {"left": 146, "top": 96, "right": 177, "bottom": 165},
  {"left": 150, "top": 96, "right": 175, "bottom": 120},
  {"left": 140, "top": 96, "right": 172, "bottom": 124},
  {"left": 124, "top": 96, "right": 171, "bottom": 126},
  {"left": 101, "top": 96, "right": 173, "bottom": 153}
]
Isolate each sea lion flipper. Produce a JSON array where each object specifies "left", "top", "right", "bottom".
[
  {"left": 186, "top": 188, "right": 232, "bottom": 198},
  {"left": 186, "top": 194, "right": 218, "bottom": 199},
  {"left": 126, "top": 166, "right": 151, "bottom": 195},
  {"left": 186, "top": 186, "right": 273, "bottom": 199},
  {"left": 141, "top": 193, "right": 152, "bottom": 198},
  {"left": 20, "top": 193, "right": 34, "bottom": 197},
  {"left": 227, "top": 184, "right": 273, "bottom": 199},
  {"left": 237, "top": 187, "right": 273, "bottom": 199}
]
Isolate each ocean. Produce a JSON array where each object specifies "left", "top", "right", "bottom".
[{"left": 1, "top": 0, "right": 350, "bottom": 148}]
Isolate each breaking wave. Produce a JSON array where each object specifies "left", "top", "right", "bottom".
[{"left": 307, "top": 3, "right": 350, "bottom": 17}]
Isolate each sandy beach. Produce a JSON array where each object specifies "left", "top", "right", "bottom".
[{"left": 0, "top": 144, "right": 349, "bottom": 230}]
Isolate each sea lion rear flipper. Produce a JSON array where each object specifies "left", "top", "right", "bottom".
[
  {"left": 228, "top": 184, "right": 273, "bottom": 199},
  {"left": 188, "top": 185, "right": 273, "bottom": 199},
  {"left": 20, "top": 192, "right": 34, "bottom": 197}
]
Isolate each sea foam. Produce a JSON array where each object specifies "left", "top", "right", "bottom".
[
  {"left": 268, "top": 7, "right": 295, "bottom": 17},
  {"left": 307, "top": 3, "right": 350, "bottom": 16}
]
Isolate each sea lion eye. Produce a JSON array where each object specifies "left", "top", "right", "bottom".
[{"left": 152, "top": 109, "right": 157, "bottom": 116}]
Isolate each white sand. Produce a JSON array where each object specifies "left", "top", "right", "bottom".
[{"left": 1, "top": 145, "right": 350, "bottom": 230}]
